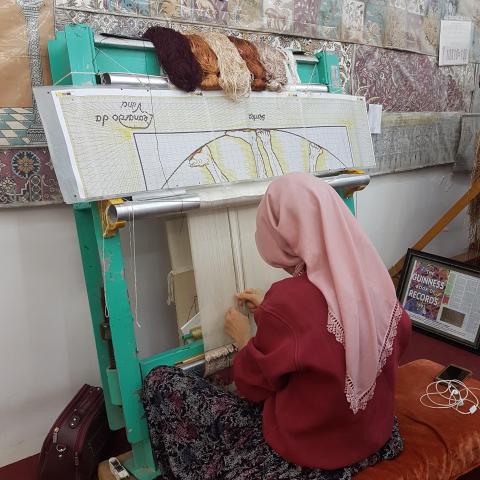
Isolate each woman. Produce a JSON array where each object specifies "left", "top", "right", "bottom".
[{"left": 143, "top": 173, "right": 411, "bottom": 479}]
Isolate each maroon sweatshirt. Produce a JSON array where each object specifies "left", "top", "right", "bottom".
[{"left": 233, "top": 273, "right": 411, "bottom": 469}]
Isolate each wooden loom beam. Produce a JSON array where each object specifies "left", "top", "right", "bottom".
[{"left": 389, "top": 178, "right": 480, "bottom": 278}]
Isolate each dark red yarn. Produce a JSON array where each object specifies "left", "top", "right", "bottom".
[{"left": 143, "top": 26, "right": 202, "bottom": 92}]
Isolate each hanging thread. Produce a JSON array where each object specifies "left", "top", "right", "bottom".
[
  {"left": 228, "top": 36, "right": 266, "bottom": 91},
  {"left": 143, "top": 26, "right": 202, "bottom": 92},
  {"left": 187, "top": 34, "right": 221, "bottom": 90},
  {"left": 128, "top": 204, "right": 141, "bottom": 329},
  {"left": 201, "top": 32, "right": 252, "bottom": 101},
  {"left": 255, "top": 42, "right": 288, "bottom": 92},
  {"left": 284, "top": 49, "right": 301, "bottom": 85}
]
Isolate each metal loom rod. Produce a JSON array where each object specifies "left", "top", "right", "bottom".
[
  {"left": 97, "top": 73, "right": 170, "bottom": 88},
  {"left": 107, "top": 173, "right": 370, "bottom": 224}
]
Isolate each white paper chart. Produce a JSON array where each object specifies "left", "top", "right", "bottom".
[
  {"left": 36, "top": 87, "right": 376, "bottom": 203},
  {"left": 439, "top": 19, "right": 473, "bottom": 66}
]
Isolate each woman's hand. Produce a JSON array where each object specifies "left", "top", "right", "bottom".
[
  {"left": 224, "top": 307, "right": 252, "bottom": 349},
  {"left": 236, "top": 288, "right": 265, "bottom": 313}
]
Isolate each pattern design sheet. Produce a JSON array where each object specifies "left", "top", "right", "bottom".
[{"left": 46, "top": 88, "right": 375, "bottom": 202}]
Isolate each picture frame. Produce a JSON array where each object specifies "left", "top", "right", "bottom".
[{"left": 397, "top": 249, "right": 480, "bottom": 352}]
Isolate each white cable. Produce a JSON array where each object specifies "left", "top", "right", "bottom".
[{"left": 420, "top": 379, "right": 479, "bottom": 415}]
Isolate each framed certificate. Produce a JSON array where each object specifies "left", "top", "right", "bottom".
[{"left": 397, "top": 249, "right": 480, "bottom": 352}]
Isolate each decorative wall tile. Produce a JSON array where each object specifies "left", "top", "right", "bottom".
[
  {"left": 293, "top": 0, "right": 320, "bottom": 37},
  {"left": 108, "top": 0, "right": 150, "bottom": 15},
  {"left": 384, "top": 6, "right": 407, "bottom": 50},
  {"left": 262, "top": 0, "right": 293, "bottom": 34},
  {"left": 342, "top": 0, "right": 365, "bottom": 43},
  {"left": 149, "top": 0, "right": 194, "bottom": 19},
  {"left": 55, "top": 0, "right": 109, "bottom": 9},
  {"left": 192, "top": 0, "right": 228, "bottom": 25},
  {"left": 227, "top": 0, "right": 262, "bottom": 29},
  {"left": 364, "top": 1, "right": 387, "bottom": 47},
  {"left": 52, "top": 0, "right": 479, "bottom": 58},
  {"left": 317, "top": 0, "right": 342, "bottom": 39}
]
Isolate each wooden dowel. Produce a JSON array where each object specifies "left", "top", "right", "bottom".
[{"left": 389, "top": 178, "right": 480, "bottom": 277}]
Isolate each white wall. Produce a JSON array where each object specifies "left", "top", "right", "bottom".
[
  {"left": 0, "top": 165, "right": 471, "bottom": 466},
  {"left": 357, "top": 168, "right": 470, "bottom": 266},
  {"left": 0, "top": 206, "right": 98, "bottom": 466},
  {"left": 0, "top": 208, "right": 177, "bottom": 467}
]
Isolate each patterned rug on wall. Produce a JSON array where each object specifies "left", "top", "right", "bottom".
[
  {"left": 0, "top": 148, "right": 62, "bottom": 207},
  {"left": 53, "top": 0, "right": 480, "bottom": 60}
]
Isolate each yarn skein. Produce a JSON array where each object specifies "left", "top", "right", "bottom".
[
  {"left": 228, "top": 36, "right": 266, "bottom": 91},
  {"left": 143, "top": 26, "right": 202, "bottom": 92},
  {"left": 201, "top": 32, "right": 252, "bottom": 100},
  {"left": 255, "top": 42, "right": 288, "bottom": 91},
  {"left": 187, "top": 34, "right": 221, "bottom": 90}
]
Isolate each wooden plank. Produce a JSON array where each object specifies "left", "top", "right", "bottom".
[
  {"left": 171, "top": 270, "right": 197, "bottom": 331},
  {"left": 165, "top": 217, "right": 193, "bottom": 270},
  {"left": 389, "top": 179, "right": 480, "bottom": 277},
  {"left": 165, "top": 218, "right": 198, "bottom": 337}
]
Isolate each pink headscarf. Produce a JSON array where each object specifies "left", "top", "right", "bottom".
[{"left": 256, "top": 173, "right": 402, "bottom": 414}]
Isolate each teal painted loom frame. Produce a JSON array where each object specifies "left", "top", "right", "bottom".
[{"left": 48, "top": 24, "right": 357, "bottom": 479}]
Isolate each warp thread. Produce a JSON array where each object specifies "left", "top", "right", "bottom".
[
  {"left": 468, "top": 132, "right": 480, "bottom": 262},
  {"left": 188, "top": 34, "right": 221, "bottom": 90},
  {"left": 204, "top": 343, "right": 238, "bottom": 377},
  {"left": 228, "top": 36, "right": 266, "bottom": 91},
  {"left": 284, "top": 49, "right": 301, "bottom": 85},
  {"left": 143, "top": 26, "right": 202, "bottom": 92},
  {"left": 201, "top": 32, "right": 252, "bottom": 100},
  {"left": 255, "top": 42, "right": 288, "bottom": 92}
]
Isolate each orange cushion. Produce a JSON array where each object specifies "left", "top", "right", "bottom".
[{"left": 355, "top": 359, "right": 480, "bottom": 480}]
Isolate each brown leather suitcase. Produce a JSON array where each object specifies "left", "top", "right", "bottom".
[{"left": 38, "top": 384, "right": 111, "bottom": 480}]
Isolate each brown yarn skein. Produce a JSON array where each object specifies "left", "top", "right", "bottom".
[
  {"left": 143, "top": 26, "right": 202, "bottom": 92},
  {"left": 228, "top": 36, "right": 266, "bottom": 91},
  {"left": 187, "top": 34, "right": 221, "bottom": 90}
]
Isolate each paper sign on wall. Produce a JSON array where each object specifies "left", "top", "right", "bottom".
[{"left": 439, "top": 20, "right": 473, "bottom": 66}]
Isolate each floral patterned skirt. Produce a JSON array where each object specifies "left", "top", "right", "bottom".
[{"left": 143, "top": 366, "right": 403, "bottom": 480}]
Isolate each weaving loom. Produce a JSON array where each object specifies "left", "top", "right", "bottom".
[{"left": 39, "top": 24, "right": 374, "bottom": 479}]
